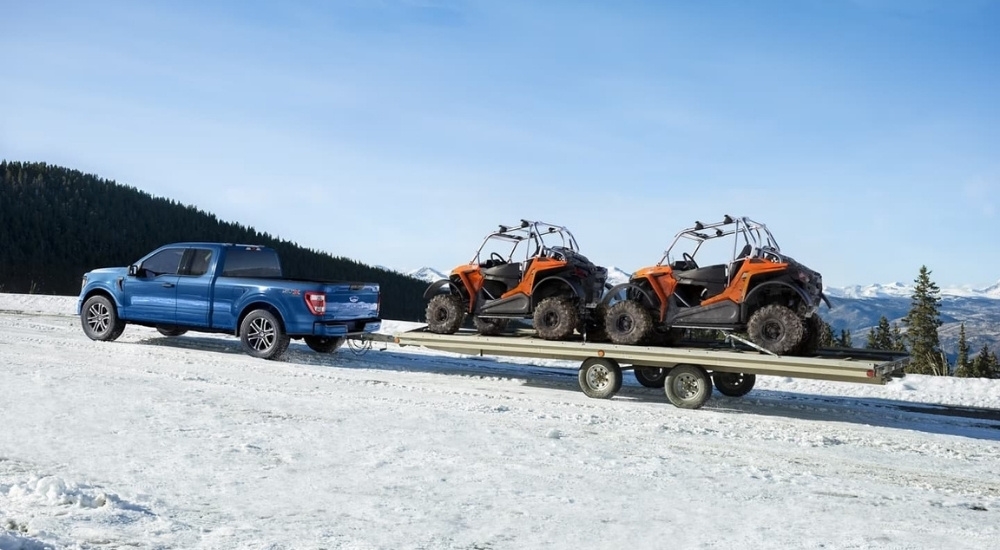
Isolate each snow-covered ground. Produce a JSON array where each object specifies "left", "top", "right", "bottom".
[{"left": 1, "top": 294, "right": 998, "bottom": 549}]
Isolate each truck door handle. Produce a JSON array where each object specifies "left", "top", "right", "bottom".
[{"left": 162, "top": 282, "right": 175, "bottom": 288}]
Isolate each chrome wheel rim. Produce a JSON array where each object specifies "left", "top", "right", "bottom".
[
  {"left": 86, "top": 302, "right": 111, "bottom": 334},
  {"left": 586, "top": 364, "right": 611, "bottom": 390},
  {"left": 672, "top": 372, "right": 700, "bottom": 400},
  {"left": 247, "top": 317, "right": 276, "bottom": 351}
]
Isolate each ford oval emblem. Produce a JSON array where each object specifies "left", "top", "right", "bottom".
[{"left": 349, "top": 295, "right": 359, "bottom": 303}]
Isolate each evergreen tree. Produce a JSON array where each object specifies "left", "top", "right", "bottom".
[
  {"left": 865, "top": 316, "right": 894, "bottom": 350},
  {"left": 902, "top": 266, "right": 945, "bottom": 375},
  {"left": 954, "top": 323, "right": 973, "bottom": 377},
  {"left": 891, "top": 322, "right": 907, "bottom": 352},
  {"left": 835, "top": 329, "right": 852, "bottom": 348},
  {"left": 819, "top": 319, "right": 835, "bottom": 348},
  {"left": 968, "top": 344, "right": 999, "bottom": 379}
]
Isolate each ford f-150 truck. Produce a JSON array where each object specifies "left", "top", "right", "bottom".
[{"left": 77, "top": 242, "right": 381, "bottom": 360}]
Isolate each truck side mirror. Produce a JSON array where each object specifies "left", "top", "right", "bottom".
[{"left": 128, "top": 264, "right": 140, "bottom": 277}]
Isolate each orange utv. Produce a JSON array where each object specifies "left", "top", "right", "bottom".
[
  {"left": 423, "top": 220, "right": 609, "bottom": 341},
  {"left": 602, "top": 215, "right": 829, "bottom": 355}
]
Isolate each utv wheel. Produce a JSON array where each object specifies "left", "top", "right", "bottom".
[
  {"left": 156, "top": 326, "right": 187, "bottom": 337},
  {"left": 473, "top": 316, "right": 508, "bottom": 336},
  {"left": 426, "top": 295, "right": 466, "bottom": 334},
  {"left": 746, "top": 304, "right": 805, "bottom": 355},
  {"left": 240, "top": 309, "right": 290, "bottom": 360},
  {"left": 578, "top": 358, "right": 623, "bottom": 399},
  {"left": 664, "top": 364, "right": 713, "bottom": 409},
  {"left": 533, "top": 297, "right": 578, "bottom": 341},
  {"left": 712, "top": 372, "right": 756, "bottom": 397},
  {"left": 793, "top": 315, "right": 822, "bottom": 356},
  {"left": 304, "top": 336, "right": 345, "bottom": 353},
  {"left": 81, "top": 295, "right": 125, "bottom": 342},
  {"left": 605, "top": 300, "right": 653, "bottom": 345},
  {"left": 634, "top": 366, "right": 669, "bottom": 388}
]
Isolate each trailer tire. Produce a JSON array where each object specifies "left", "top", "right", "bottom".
[
  {"left": 305, "top": 336, "right": 345, "bottom": 353},
  {"left": 605, "top": 299, "right": 653, "bottom": 345},
  {"left": 712, "top": 372, "right": 756, "bottom": 397},
  {"left": 426, "top": 294, "right": 466, "bottom": 334},
  {"left": 240, "top": 309, "right": 290, "bottom": 360},
  {"left": 156, "top": 326, "right": 187, "bottom": 337},
  {"left": 473, "top": 316, "right": 508, "bottom": 336},
  {"left": 81, "top": 295, "right": 125, "bottom": 342},
  {"left": 633, "top": 366, "right": 669, "bottom": 388},
  {"left": 578, "top": 358, "right": 623, "bottom": 399},
  {"left": 746, "top": 304, "right": 805, "bottom": 355},
  {"left": 533, "top": 297, "right": 578, "bottom": 341},
  {"left": 664, "top": 364, "right": 713, "bottom": 409}
]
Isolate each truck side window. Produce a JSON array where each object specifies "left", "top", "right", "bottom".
[
  {"left": 221, "top": 248, "right": 282, "bottom": 278},
  {"left": 189, "top": 249, "right": 214, "bottom": 276},
  {"left": 142, "top": 248, "right": 185, "bottom": 276}
]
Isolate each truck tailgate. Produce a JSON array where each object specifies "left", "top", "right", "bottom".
[{"left": 323, "top": 283, "right": 380, "bottom": 320}]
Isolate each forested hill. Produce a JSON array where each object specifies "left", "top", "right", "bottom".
[{"left": 0, "top": 161, "right": 428, "bottom": 320}]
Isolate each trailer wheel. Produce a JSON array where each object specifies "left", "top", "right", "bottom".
[
  {"left": 578, "top": 357, "right": 623, "bottom": 399},
  {"left": 664, "top": 364, "right": 713, "bottom": 409},
  {"left": 605, "top": 299, "right": 653, "bottom": 345},
  {"left": 156, "top": 326, "right": 188, "bottom": 337},
  {"left": 426, "top": 294, "right": 466, "bottom": 334},
  {"left": 304, "top": 336, "right": 345, "bottom": 353},
  {"left": 473, "top": 316, "right": 508, "bottom": 336},
  {"left": 633, "top": 366, "right": 669, "bottom": 388},
  {"left": 712, "top": 372, "right": 756, "bottom": 397},
  {"left": 81, "top": 295, "right": 125, "bottom": 342},
  {"left": 533, "top": 297, "right": 578, "bottom": 341},
  {"left": 746, "top": 304, "right": 804, "bottom": 355}
]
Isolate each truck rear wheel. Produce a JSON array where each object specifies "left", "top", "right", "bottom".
[
  {"left": 578, "top": 357, "right": 623, "bottom": 399},
  {"left": 712, "top": 372, "right": 756, "bottom": 397},
  {"left": 81, "top": 295, "right": 125, "bottom": 342},
  {"left": 633, "top": 366, "right": 668, "bottom": 388},
  {"left": 426, "top": 295, "right": 466, "bottom": 334},
  {"left": 746, "top": 304, "right": 805, "bottom": 355},
  {"left": 240, "top": 309, "right": 290, "bottom": 360},
  {"left": 533, "top": 297, "right": 578, "bottom": 340},
  {"left": 605, "top": 300, "right": 653, "bottom": 345},
  {"left": 664, "top": 364, "right": 713, "bottom": 409},
  {"left": 304, "top": 336, "right": 345, "bottom": 353}
]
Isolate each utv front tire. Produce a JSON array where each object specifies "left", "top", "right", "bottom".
[
  {"left": 473, "top": 316, "right": 508, "bottom": 336},
  {"left": 305, "top": 336, "right": 345, "bottom": 353},
  {"left": 240, "top": 309, "right": 290, "bottom": 360},
  {"left": 746, "top": 304, "right": 805, "bottom": 355},
  {"left": 426, "top": 295, "right": 466, "bottom": 334},
  {"left": 533, "top": 297, "right": 578, "bottom": 340},
  {"left": 81, "top": 295, "right": 125, "bottom": 342},
  {"left": 605, "top": 300, "right": 653, "bottom": 345}
]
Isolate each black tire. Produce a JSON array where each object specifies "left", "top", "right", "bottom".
[
  {"left": 605, "top": 299, "right": 653, "bottom": 345},
  {"left": 578, "top": 358, "right": 623, "bottom": 399},
  {"left": 473, "top": 316, "right": 508, "bottom": 336},
  {"left": 426, "top": 294, "right": 466, "bottom": 334},
  {"left": 793, "top": 315, "right": 822, "bottom": 356},
  {"left": 712, "top": 372, "right": 756, "bottom": 397},
  {"left": 239, "top": 309, "right": 290, "bottom": 360},
  {"left": 633, "top": 366, "right": 669, "bottom": 388},
  {"left": 664, "top": 364, "right": 713, "bottom": 409},
  {"left": 304, "top": 336, "right": 345, "bottom": 353},
  {"left": 746, "top": 304, "right": 805, "bottom": 355},
  {"left": 533, "top": 297, "right": 578, "bottom": 341},
  {"left": 156, "top": 326, "right": 188, "bottom": 337},
  {"left": 81, "top": 295, "right": 125, "bottom": 342}
]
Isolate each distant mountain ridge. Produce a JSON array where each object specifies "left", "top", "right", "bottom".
[{"left": 826, "top": 280, "right": 1000, "bottom": 300}]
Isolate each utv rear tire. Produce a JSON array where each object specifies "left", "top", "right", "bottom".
[
  {"left": 81, "top": 295, "right": 125, "bottom": 342},
  {"left": 533, "top": 297, "right": 578, "bottom": 341},
  {"left": 473, "top": 316, "right": 508, "bottom": 336},
  {"left": 240, "top": 309, "right": 290, "bottom": 360},
  {"left": 156, "top": 326, "right": 187, "bottom": 337},
  {"left": 746, "top": 304, "right": 805, "bottom": 355},
  {"left": 605, "top": 300, "right": 653, "bottom": 345},
  {"left": 634, "top": 366, "right": 668, "bottom": 388},
  {"left": 426, "top": 295, "right": 466, "bottom": 334},
  {"left": 305, "top": 336, "right": 345, "bottom": 353}
]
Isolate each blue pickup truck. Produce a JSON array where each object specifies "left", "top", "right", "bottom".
[{"left": 77, "top": 242, "right": 382, "bottom": 360}]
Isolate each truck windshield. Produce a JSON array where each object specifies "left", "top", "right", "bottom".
[{"left": 221, "top": 247, "right": 283, "bottom": 278}]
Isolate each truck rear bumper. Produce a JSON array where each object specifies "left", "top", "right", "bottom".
[{"left": 312, "top": 319, "right": 381, "bottom": 337}]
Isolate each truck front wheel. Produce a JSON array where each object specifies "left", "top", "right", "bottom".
[
  {"left": 81, "top": 295, "right": 125, "bottom": 342},
  {"left": 240, "top": 309, "right": 290, "bottom": 360}
]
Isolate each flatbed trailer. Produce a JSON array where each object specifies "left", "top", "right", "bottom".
[{"left": 356, "top": 328, "right": 909, "bottom": 409}]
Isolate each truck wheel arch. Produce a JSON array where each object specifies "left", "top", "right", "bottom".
[{"left": 236, "top": 302, "right": 286, "bottom": 336}]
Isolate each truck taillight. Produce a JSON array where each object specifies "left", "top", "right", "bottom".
[{"left": 305, "top": 292, "right": 326, "bottom": 315}]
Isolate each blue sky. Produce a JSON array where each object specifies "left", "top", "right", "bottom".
[{"left": 3, "top": 0, "right": 998, "bottom": 288}]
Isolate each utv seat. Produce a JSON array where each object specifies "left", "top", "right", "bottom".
[{"left": 482, "top": 262, "right": 522, "bottom": 293}]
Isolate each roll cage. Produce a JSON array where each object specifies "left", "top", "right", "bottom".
[
  {"left": 471, "top": 220, "right": 581, "bottom": 265},
  {"left": 661, "top": 215, "right": 784, "bottom": 267}
]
